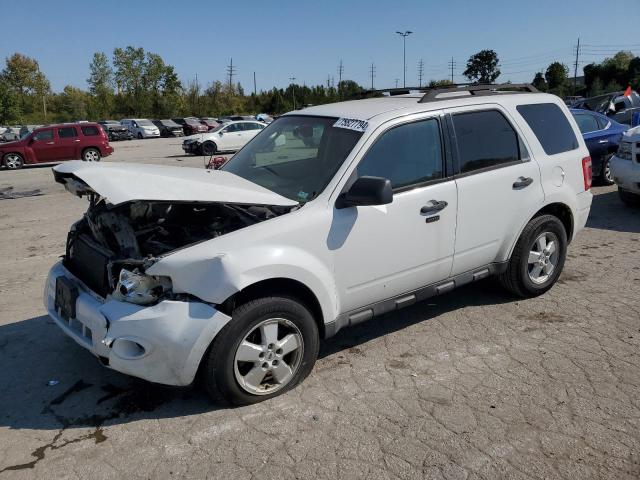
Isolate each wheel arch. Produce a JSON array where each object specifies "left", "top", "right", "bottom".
[{"left": 218, "top": 277, "right": 327, "bottom": 339}]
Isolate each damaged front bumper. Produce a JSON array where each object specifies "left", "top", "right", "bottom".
[{"left": 44, "top": 261, "right": 231, "bottom": 386}]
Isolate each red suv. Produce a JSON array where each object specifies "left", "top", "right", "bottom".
[{"left": 0, "top": 123, "right": 114, "bottom": 170}]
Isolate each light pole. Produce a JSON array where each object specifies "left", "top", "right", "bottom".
[{"left": 396, "top": 30, "right": 412, "bottom": 88}]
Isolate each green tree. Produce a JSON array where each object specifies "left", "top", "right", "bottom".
[
  {"left": 87, "top": 52, "right": 114, "bottom": 119},
  {"left": 531, "top": 72, "right": 548, "bottom": 92},
  {"left": 545, "top": 62, "right": 569, "bottom": 96},
  {"left": 112, "top": 46, "right": 146, "bottom": 115},
  {"left": 0, "top": 77, "right": 21, "bottom": 123},
  {"left": 428, "top": 79, "right": 454, "bottom": 88},
  {"left": 2, "top": 53, "right": 50, "bottom": 122},
  {"left": 463, "top": 50, "right": 500, "bottom": 83}
]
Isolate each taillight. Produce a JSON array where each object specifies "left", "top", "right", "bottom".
[{"left": 582, "top": 156, "right": 592, "bottom": 190}]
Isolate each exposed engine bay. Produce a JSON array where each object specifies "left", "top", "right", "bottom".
[{"left": 64, "top": 198, "right": 291, "bottom": 301}]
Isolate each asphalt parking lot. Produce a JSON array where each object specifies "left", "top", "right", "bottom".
[{"left": 0, "top": 138, "right": 639, "bottom": 479}]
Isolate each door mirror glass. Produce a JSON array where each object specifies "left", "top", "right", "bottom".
[{"left": 336, "top": 176, "right": 392, "bottom": 209}]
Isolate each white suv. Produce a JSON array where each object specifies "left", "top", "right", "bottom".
[
  {"left": 120, "top": 118, "right": 160, "bottom": 139},
  {"left": 45, "top": 84, "right": 592, "bottom": 405},
  {"left": 610, "top": 126, "right": 640, "bottom": 206}
]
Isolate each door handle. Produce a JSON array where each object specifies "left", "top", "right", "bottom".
[
  {"left": 598, "top": 139, "right": 608, "bottom": 144},
  {"left": 73, "top": 139, "right": 80, "bottom": 143},
  {"left": 513, "top": 176, "right": 533, "bottom": 189},
  {"left": 420, "top": 200, "right": 448, "bottom": 215},
  {"left": 46, "top": 141, "right": 55, "bottom": 145}
]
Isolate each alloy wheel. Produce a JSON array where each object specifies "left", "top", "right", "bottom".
[
  {"left": 84, "top": 149, "right": 99, "bottom": 162},
  {"left": 527, "top": 232, "right": 559, "bottom": 284},
  {"left": 4, "top": 154, "right": 23, "bottom": 169},
  {"left": 233, "top": 318, "right": 304, "bottom": 395}
]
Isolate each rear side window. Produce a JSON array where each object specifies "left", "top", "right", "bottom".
[
  {"left": 81, "top": 126, "right": 100, "bottom": 136},
  {"left": 452, "top": 110, "right": 521, "bottom": 174},
  {"left": 58, "top": 126, "right": 77, "bottom": 138},
  {"left": 573, "top": 113, "right": 599, "bottom": 134},
  {"left": 357, "top": 118, "right": 443, "bottom": 190},
  {"left": 595, "top": 115, "right": 609, "bottom": 130},
  {"left": 517, "top": 103, "right": 579, "bottom": 155}
]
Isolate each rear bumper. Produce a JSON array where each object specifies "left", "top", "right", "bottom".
[
  {"left": 575, "top": 189, "right": 593, "bottom": 238},
  {"left": 103, "top": 145, "right": 114, "bottom": 156},
  {"left": 44, "top": 261, "right": 231, "bottom": 386},
  {"left": 611, "top": 156, "right": 640, "bottom": 194}
]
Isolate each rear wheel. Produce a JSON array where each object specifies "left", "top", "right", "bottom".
[
  {"left": 3, "top": 153, "right": 24, "bottom": 169},
  {"left": 201, "top": 141, "right": 217, "bottom": 156},
  {"left": 82, "top": 148, "right": 101, "bottom": 162},
  {"left": 619, "top": 188, "right": 640, "bottom": 207},
  {"left": 499, "top": 214, "right": 567, "bottom": 298},
  {"left": 600, "top": 154, "right": 614, "bottom": 186},
  {"left": 202, "top": 296, "right": 319, "bottom": 405}
]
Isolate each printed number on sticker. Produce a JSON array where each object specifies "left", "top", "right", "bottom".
[{"left": 333, "top": 118, "right": 368, "bottom": 132}]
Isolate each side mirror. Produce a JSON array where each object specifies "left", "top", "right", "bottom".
[{"left": 335, "top": 176, "right": 393, "bottom": 209}]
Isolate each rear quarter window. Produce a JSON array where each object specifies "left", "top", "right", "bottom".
[
  {"left": 516, "top": 103, "right": 579, "bottom": 155},
  {"left": 81, "top": 126, "right": 100, "bottom": 136}
]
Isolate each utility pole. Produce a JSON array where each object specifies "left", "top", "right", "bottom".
[
  {"left": 226, "top": 58, "right": 236, "bottom": 89},
  {"left": 573, "top": 37, "right": 580, "bottom": 96},
  {"left": 395, "top": 78, "right": 399, "bottom": 88},
  {"left": 370, "top": 63, "right": 376, "bottom": 90},
  {"left": 289, "top": 76, "right": 297, "bottom": 110},
  {"left": 327, "top": 75, "right": 331, "bottom": 89},
  {"left": 418, "top": 59, "right": 424, "bottom": 88},
  {"left": 396, "top": 31, "right": 413, "bottom": 87},
  {"left": 337, "top": 60, "right": 344, "bottom": 98},
  {"left": 448, "top": 57, "right": 456, "bottom": 84},
  {"left": 195, "top": 73, "right": 199, "bottom": 113},
  {"left": 253, "top": 71, "right": 257, "bottom": 95}
]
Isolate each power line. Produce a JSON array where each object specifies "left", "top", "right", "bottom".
[
  {"left": 448, "top": 57, "right": 457, "bottom": 83},
  {"left": 226, "top": 58, "right": 236, "bottom": 89},
  {"left": 573, "top": 37, "right": 580, "bottom": 96},
  {"left": 369, "top": 63, "right": 376, "bottom": 90},
  {"left": 337, "top": 60, "right": 344, "bottom": 98},
  {"left": 417, "top": 59, "right": 424, "bottom": 87}
]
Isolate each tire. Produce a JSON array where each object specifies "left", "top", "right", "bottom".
[
  {"left": 201, "top": 141, "right": 217, "bottom": 156},
  {"left": 499, "top": 214, "right": 567, "bottom": 298},
  {"left": 619, "top": 188, "right": 640, "bottom": 207},
  {"left": 3, "top": 153, "right": 24, "bottom": 169},
  {"left": 137, "top": 132, "right": 143, "bottom": 139},
  {"left": 202, "top": 296, "right": 319, "bottom": 405},
  {"left": 600, "top": 154, "right": 614, "bottom": 186},
  {"left": 82, "top": 148, "right": 101, "bottom": 162}
]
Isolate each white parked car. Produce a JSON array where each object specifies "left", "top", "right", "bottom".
[
  {"left": 182, "top": 120, "right": 266, "bottom": 156},
  {"left": 610, "top": 126, "right": 640, "bottom": 206},
  {"left": 120, "top": 118, "right": 160, "bottom": 139},
  {"left": 45, "top": 84, "right": 592, "bottom": 405}
]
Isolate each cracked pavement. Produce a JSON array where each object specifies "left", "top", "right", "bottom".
[{"left": 0, "top": 138, "right": 639, "bottom": 479}]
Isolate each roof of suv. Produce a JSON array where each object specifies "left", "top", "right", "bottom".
[{"left": 287, "top": 88, "right": 563, "bottom": 128}]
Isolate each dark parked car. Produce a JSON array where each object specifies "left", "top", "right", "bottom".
[
  {"left": 572, "top": 90, "right": 640, "bottom": 126},
  {"left": 99, "top": 120, "right": 134, "bottom": 141},
  {"left": 152, "top": 119, "right": 184, "bottom": 137},
  {"left": 171, "top": 117, "right": 208, "bottom": 136},
  {"left": 0, "top": 123, "right": 113, "bottom": 169},
  {"left": 571, "top": 108, "right": 628, "bottom": 185}
]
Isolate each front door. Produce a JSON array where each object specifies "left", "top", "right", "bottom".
[
  {"left": 446, "top": 107, "right": 545, "bottom": 275},
  {"left": 29, "top": 129, "right": 59, "bottom": 163},
  {"left": 332, "top": 116, "right": 458, "bottom": 312},
  {"left": 55, "top": 126, "right": 80, "bottom": 160}
]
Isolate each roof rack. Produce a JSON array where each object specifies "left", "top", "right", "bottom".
[{"left": 419, "top": 83, "right": 539, "bottom": 103}]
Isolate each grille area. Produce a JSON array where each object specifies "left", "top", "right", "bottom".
[{"left": 65, "top": 234, "right": 113, "bottom": 297}]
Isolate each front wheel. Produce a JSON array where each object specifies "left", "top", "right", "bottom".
[
  {"left": 82, "top": 148, "right": 101, "bottom": 162},
  {"left": 601, "top": 154, "right": 614, "bottom": 186},
  {"left": 3, "top": 153, "right": 24, "bottom": 169},
  {"left": 499, "top": 214, "right": 567, "bottom": 298},
  {"left": 202, "top": 296, "right": 319, "bottom": 405},
  {"left": 201, "top": 141, "right": 217, "bottom": 156}
]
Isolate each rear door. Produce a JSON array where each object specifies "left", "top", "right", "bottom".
[
  {"left": 56, "top": 126, "right": 80, "bottom": 160},
  {"left": 446, "top": 107, "right": 545, "bottom": 275}
]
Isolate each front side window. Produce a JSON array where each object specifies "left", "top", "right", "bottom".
[
  {"left": 222, "top": 115, "right": 363, "bottom": 202},
  {"left": 356, "top": 118, "right": 443, "bottom": 190},
  {"left": 58, "top": 126, "right": 77, "bottom": 138},
  {"left": 452, "top": 110, "right": 521, "bottom": 173},
  {"left": 517, "top": 103, "right": 579, "bottom": 155},
  {"left": 573, "top": 113, "right": 599, "bottom": 134},
  {"left": 33, "top": 129, "right": 53, "bottom": 141}
]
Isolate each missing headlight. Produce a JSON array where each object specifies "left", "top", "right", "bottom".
[{"left": 112, "top": 268, "right": 172, "bottom": 305}]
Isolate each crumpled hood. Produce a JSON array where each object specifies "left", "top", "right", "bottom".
[{"left": 53, "top": 161, "right": 298, "bottom": 207}]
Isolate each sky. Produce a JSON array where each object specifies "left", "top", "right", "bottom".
[{"left": 1, "top": 0, "right": 639, "bottom": 93}]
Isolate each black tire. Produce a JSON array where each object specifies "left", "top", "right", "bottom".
[
  {"left": 600, "top": 154, "right": 614, "bottom": 186},
  {"left": 137, "top": 132, "right": 143, "bottom": 139},
  {"left": 82, "top": 148, "right": 101, "bottom": 162},
  {"left": 3, "top": 153, "right": 24, "bottom": 169},
  {"left": 499, "top": 214, "right": 567, "bottom": 298},
  {"left": 201, "top": 141, "right": 217, "bottom": 156},
  {"left": 619, "top": 188, "right": 640, "bottom": 207},
  {"left": 202, "top": 296, "right": 319, "bottom": 405}
]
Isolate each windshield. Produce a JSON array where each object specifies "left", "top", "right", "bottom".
[
  {"left": 185, "top": 118, "right": 201, "bottom": 125},
  {"left": 161, "top": 119, "right": 180, "bottom": 127},
  {"left": 137, "top": 119, "right": 154, "bottom": 126},
  {"left": 222, "top": 115, "right": 363, "bottom": 202}
]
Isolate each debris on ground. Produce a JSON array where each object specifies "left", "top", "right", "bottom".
[{"left": 0, "top": 186, "right": 43, "bottom": 200}]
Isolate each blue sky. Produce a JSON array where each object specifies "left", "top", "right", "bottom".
[{"left": 2, "top": 0, "right": 639, "bottom": 92}]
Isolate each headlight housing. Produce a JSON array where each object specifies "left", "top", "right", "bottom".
[{"left": 112, "top": 268, "right": 172, "bottom": 305}]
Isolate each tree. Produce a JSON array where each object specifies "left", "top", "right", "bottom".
[
  {"left": 428, "top": 79, "right": 454, "bottom": 88},
  {"left": 112, "top": 46, "right": 146, "bottom": 115},
  {"left": 545, "top": 62, "right": 569, "bottom": 96},
  {"left": 531, "top": 72, "right": 547, "bottom": 92},
  {"left": 2, "top": 53, "right": 50, "bottom": 121},
  {"left": 463, "top": 50, "right": 500, "bottom": 83},
  {"left": 0, "top": 77, "right": 21, "bottom": 123},
  {"left": 87, "top": 52, "right": 114, "bottom": 119}
]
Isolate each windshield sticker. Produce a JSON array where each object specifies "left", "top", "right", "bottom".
[
  {"left": 333, "top": 118, "right": 368, "bottom": 132},
  {"left": 297, "top": 191, "right": 309, "bottom": 201}
]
